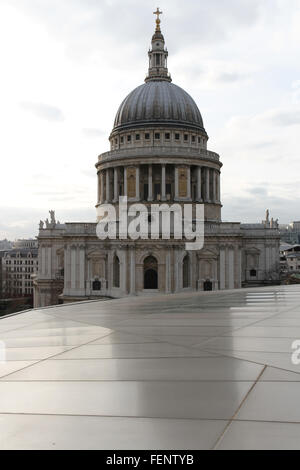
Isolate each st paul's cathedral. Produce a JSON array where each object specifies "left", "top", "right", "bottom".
[{"left": 34, "top": 11, "right": 280, "bottom": 308}]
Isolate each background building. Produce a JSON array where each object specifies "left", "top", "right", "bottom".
[
  {"left": 280, "top": 244, "right": 300, "bottom": 274},
  {"left": 34, "top": 15, "right": 280, "bottom": 308},
  {"left": 280, "top": 222, "right": 300, "bottom": 245},
  {"left": 2, "top": 240, "right": 38, "bottom": 298}
]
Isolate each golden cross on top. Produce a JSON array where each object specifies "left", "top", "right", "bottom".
[{"left": 153, "top": 7, "right": 163, "bottom": 30}]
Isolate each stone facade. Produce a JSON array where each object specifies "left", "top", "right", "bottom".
[{"left": 34, "top": 17, "right": 280, "bottom": 308}]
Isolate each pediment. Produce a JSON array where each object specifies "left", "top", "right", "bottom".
[
  {"left": 197, "top": 247, "right": 218, "bottom": 259},
  {"left": 245, "top": 247, "right": 261, "bottom": 255},
  {"left": 87, "top": 249, "right": 106, "bottom": 260}
]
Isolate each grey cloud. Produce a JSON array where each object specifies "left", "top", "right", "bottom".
[
  {"left": 249, "top": 141, "right": 275, "bottom": 149},
  {"left": 0, "top": 206, "right": 96, "bottom": 240},
  {"left": 6, "top": 0, "right": 263, "bottom": 60},
  {"left": 20, "top": 102, "right": 65, "bottom": 122},
  {"left": 247, "top": 186, "right": 269, "bottom": 196},
  {"left": 82, "top": 128, "right": 105, "bottom": 138},
  {"left": 80, "top": 169, "right": 96, "bottom": 178},
  {"left": 217, "top": 72, "right": 248, "bottom": 83},
  {"left": 222, "top": 191, "right": 300, "bottom": 225},
  {"left": 270, "top": 110, "right": 300, "bottom": 126}
]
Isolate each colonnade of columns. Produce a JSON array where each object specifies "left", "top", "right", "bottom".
[{"left": 98, "top": 164, "right": 221, "bottom": 204}]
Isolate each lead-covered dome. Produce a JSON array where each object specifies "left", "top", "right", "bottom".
[{"left": 113, "top": 81, "right": 205, "bottom": 133}]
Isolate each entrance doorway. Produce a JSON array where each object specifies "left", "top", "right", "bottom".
[
  {"left": 204, "top": 280, "right": 213, "bottom": 291},
  {"left": 144, "top": 256, "right": 158, "bottom": 289}
]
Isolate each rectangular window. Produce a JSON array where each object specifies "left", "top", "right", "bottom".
[
  {"left": 136, "top": 134, "right": 140, "bottom": 140},
  {"left": 175, "top": 133, "right": 180, "bottom": 140},
  {"left": 155, "top": 133, "right": 160, "bottom": 140},
  {"left": 165, "top": 133, "right": 170, "bottom": 140},
  {"left": 145, "top": 133, "right": 150, "bottom": 140},
  {"left": 184, "top": 134, "right": 188, "bottom": 142},
  {"left": 198, "top": 137, "right": 201, "bottom": 144},
  {"left": 120, "top": 136, "right": 124, "bottom": 143},
  {"left": 192, "top": 136, "right": 196, "bottom": 143},
  {"left": 127, "top": 135, "right": 131, "bottom": 142}
]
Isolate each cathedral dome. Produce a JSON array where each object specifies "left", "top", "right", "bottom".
[{"left": 112, "top": 81, "right": 205, "bottom": 133}]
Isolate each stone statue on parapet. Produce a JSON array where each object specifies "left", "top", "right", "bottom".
[
  {"left": 266, "top": 209, "right": 270, "bottom": 223},
  {"left": 49, "top": 210, "right": 56, "bottom": 225},
  {"left": 39, "top": 220, "right": 44, "bottom": 230}
]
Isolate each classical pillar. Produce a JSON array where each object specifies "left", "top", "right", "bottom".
[
  {"left": 97, "top": 172, "right": 101, "bottom": 203},
  {"left": 220, "top": 247, "right": 226, "bottom": 290},
  {"left": 136, "top": 165, "right": 140, "bottom": 200},
  {"left": 71, "top": 247, "right": 76, "bottom": 291},
  {"left": 148, "top": 164, "right": 153, "bottom": 201},
  {"left": 235, "top": 246, "right": 242, "bottom": 289},
  {"left": 106, "top": 169, "right": 110, "bottom": 202},
  {"left": 197, "top": 166, "right": 202, "bottom": 201},
  {"left": 165, "top": 250, "right": 171, "bottom": 294},
  {"left": 175, "top": 166, "right": 179, "bottom": 199},
  {"left": 130, "top": 248, "right": 136, "bottom": 295},
  {"left": 217, "top": 171, "right": 221, "bottom": 203},
  {"left": 124, "top": 167, "right": 128, "bottom": 197},
  {"left": 205, "top": 168, "right": 210, "bottom": 202},
  {"left": 113, "top": 167, "right": 119, "bottom": 202},
  {"left": 174, "top": 249, "right": 180, "bottom": 292},
  {"left": 212, "top": 169, "right": 216, "bottom": 203},
  {"left": 79, "top": 246, "right": 85, "bottom": 292},
  {"left": 228, "top": 247, "right": 235, "bottom": 290},
  {"left": 161, "top": 164, "right": 166, "bottom": 201},
  {"left": 100, "top": 171, "right": 105, "bottom": 204},
  {"left": 187, "top": 165, "right": 191, "bottom": 199}
]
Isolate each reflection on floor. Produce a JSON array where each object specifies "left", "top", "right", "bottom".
[{"left": 1, "top": 285, "right": 300, "bottom": 449}]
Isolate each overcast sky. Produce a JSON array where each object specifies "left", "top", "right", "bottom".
[{"left": 0, "top": 0, "right": 300, "bottom": 240}]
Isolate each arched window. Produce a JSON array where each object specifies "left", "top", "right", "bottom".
[
  {"left": 183, "top": 255, "right": 190, "bottom": 288},
  {"left": 144, "top": 256, "right": 158, "bottom": 289},
  {"left": 250, "top": 269, "right": 257, "bottom": 277},
  {"left": 113, "top": 255, "right": 120, "bottom": 288}
]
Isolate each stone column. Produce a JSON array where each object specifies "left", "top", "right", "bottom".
[
  {"left": 124, "top": 167, "right": 128, "bottom": 197},
  {"left": 165, "top": 250, "right": 171, "bottom": 293},
  {"left": 106, "top": 169, "right": 110, "bottom": 203},
  {"left": 70, "top": 246, "right": 76, "bottom": 291},
  {"left": 100, "top": 171, "right": 105, "bottom": 204},
  {"left": 217, "top": 171, "right": 221, "bottom": 203},
  {"left": 97, "top": 172, "right": 101, "bottom": 203},
  {"left": 228, "top": 247, "right": 235, "bottom": 290},
  {"left": 161, "top": 164, "right": 166, "bottom": 201},
  {"left": 41, "top": 247, "right": 46, "bottom": 277},
  {"left": 206, "top": 168, "right": 210, "bottom": 202},
  {"left": 130, "top": 248, "right": 135, "bottom": 295},
  {"left": 136, "top": 165, "right": 140, "bottom": 200},
  {"left": 113, "top": 167, "right": 119, "bottom": 202},
  {"left": 79, "top": 246, "right": 85, "bottom": 293},
  {"left": 148, "top": 164, "right": 153, "bottom": 201},
  {"left": 175, "top": 166, "right": 179, "bottom": 200},
  {"left": 187, "top": 165, "right": 191, "bottom": 199},
  {"left": 220, "top": 247, "right": 226, "bottom": 290},
  {"left": 197, "top": 166, "right": 202, "bottom": 201},
  {"left": 212, "top": 169, "right": 216, "bottom": 203}
]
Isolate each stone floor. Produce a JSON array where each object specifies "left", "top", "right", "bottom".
[{"left": 1, "top": 285, "right": 300, "bottom": 449}]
